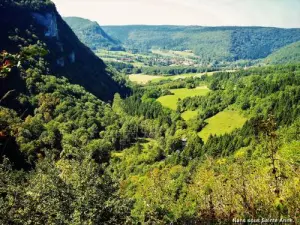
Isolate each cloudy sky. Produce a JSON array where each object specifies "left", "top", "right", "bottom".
[{"left": 52, "top": 0, "right": 300, "bottom": 28}]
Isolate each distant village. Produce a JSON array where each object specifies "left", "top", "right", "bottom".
[{"left": 99, "top": 49, "right": 200, "bottom": 67}]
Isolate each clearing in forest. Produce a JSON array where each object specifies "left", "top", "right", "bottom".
[
  {"left": 198, "top": 109, "right": 247, "bottom": 142},
  {"left": 157, "top": 86, "right": 210, "bottom": 110},
  {"left": 181, "top": 110, "right": 198, "bottom": 120}
]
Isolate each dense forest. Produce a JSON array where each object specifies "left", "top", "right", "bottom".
[
  {"left": 108, "top": 62, "right": 216, "bottom": 75},
  {"left": 0, "top": 0, "right": 299, "bottom": 224},
  {"left": 64, "top": 18, "right": 300, "bottom": 70},
  {"left": 102, "top": 25, "right": 300, "bottom": 62},
  {"left": 264, "top": 41, "right": 300, "bottom": 65}
]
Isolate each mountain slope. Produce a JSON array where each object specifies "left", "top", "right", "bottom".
[
  {"left": 264, "top": 41, "right": 300, "bottom": 64},
  {"left": 102, "top": 25, "right": 300, "bottom": 62},
  {"left": 0, "top": 0, "right": 129, "bottom": 102},
  {"left": 64, "top": 17, "right": 124, "bottom": 51}
]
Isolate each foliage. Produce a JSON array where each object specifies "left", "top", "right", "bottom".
[
  {"left": 198, "top": 109, "right": 247, "bottom": 142},
  {"left": 0, "top": 46, "right": 132, "bottom": 223},
  {"left": 64, "top": 17, "right": 124, "bottom": 51},
  {"left": 181, "top": 110, "right": 198, "bottom": 121},
  {"left": 103, "top": 25, "right": 300, "bottom": 63},
  {"left": 264, "top": 41, "right": 300, "bottom": 65},
  {"left": 0, "top": 3, "right": 129, "bottom": 102},
  {"left": 1, "top": 2, "right": 300, "bottom": 224},
  {"left": 1, "top": 48, "right": 300, "bottom": 225},
  {"left": 128, "top": 74, "right": 163, "bottom": 84},
  {"left": 157, "top": 86, "right": 210, "bottom": 110}
]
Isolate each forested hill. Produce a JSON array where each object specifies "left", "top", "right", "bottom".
[
  {"left": 1, "top": 1, "right": 300, "bottom": 224},
  {"left": 264, "top": 41, "right": 300, "bottom": 65},
  {"left": 0, "top": 0, "right": 129, "bottom": 101},
  {"left": 64, "top": 17, "right": 124, "bottom": 51},
  {"left": 102, "top": 25, "right": 300, "bottom": 62}
]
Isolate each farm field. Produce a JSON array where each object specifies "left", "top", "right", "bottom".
[
  {"left": 157, "top": 86, "right": 210, "bottom": 110},
  {"left": 151, "top": 49, "right": 197, "bottom": 57},
  {"left": 129, "top": 74, "right": 163, "bottom": 84},
  {"left": 129, "top": 72, "right": 212, "bottom": 84},
  {"left": 149, "top": 71, "right": 216, "bottom": 83},
  {"left": 96, "top": 50, "right": 148, "bottom": 58},
  {"left": 198, "top": 109, "right": 248, "bottom": 142}
]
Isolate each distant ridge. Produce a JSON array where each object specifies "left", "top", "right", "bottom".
[
  {"left": 101, "top": 25, "right": 300, "bottom": 63},
  {"left": 264, "top": 41, "right": 300, "bottom": 65},
  {"left": 64, "top": 17, "right": 124, "bottom": 51}
]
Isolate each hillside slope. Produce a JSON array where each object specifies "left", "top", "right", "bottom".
[
  {"left": 1, "top": 1, "right": 300, "bottom": 223},
  {"left": 103, "top": 25, "right": 300, "bottom": 62},
  {"left": 0, "top": 0, "right": 129, "bottom": 102},
  {"left": 64, "top": 17, "right": 124, "bottom": 51},
  {"left": 264, "top": 41, "right": 300, "bottom": 65}
]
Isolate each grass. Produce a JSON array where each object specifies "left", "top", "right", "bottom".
[
  {"left": 129, "top": 72, "right": 213, "bottom": 85},
  {"left": 131, "top": 62, "right": 147, "bottom": 67},
  {"left": 151, "top": 49, "right": 197, "bottom": 57},
  {"left": 111, "top": 138, "right": 156, "bottom": 159},
  {"left": 157, "top": 86, "right": 210, "bottom": 110},
  {"left": 140, "top": 138, "right": 157, "bottom": 149},
  {"left": 149, "top": 72, "right": 215, "bottom": 83},
  {"left": 129, "top": 74, "right": 163, "bottom": 84},
  {"left": 171, "top": 86, "right": 210, "bottom": 98},
  {"left": 198, "top": 109, "right": 248, "bottom": 142},
  {"left": 129, "top": 71, "right": 214, "bottom": 85},
  {"left": 157, "top": 95, "right": 180, "bottom": 110},
  {"left": 111, "top": 152, "right": 124, "bottom": 158},
  {"left": 129, "top": 71, "right": 216, "bottom": 85},
  {"left": 181, "top": 110, "right": 198, "bottom": 120}
]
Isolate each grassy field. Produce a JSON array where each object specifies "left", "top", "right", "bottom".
[
  {"left": 181, "top": 110, "right": 198, "bottom": 120},
  {"left": 157, "top": 86, "right": 210, "bottom": 110},
  {"left": 149, "top": 72, "right": 215, "bottom": 84},
  {"left": 198, "top": 109, "right": 247, "bottom": 142},
  {"left": 129, "top": 72, "right": 215, "bottom": 85},
  {"left": 97, "top": 50, "right": 149, "bottom": 58},
  {"left": 129, "top": 74, "right": 163, "bottom": 84},
  {"left": 151, "top": 49, "right": 197, "bottom": 57}
]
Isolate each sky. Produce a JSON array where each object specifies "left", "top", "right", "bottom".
[{"left": 52, "top": 0, "right": 300, "bottom": 28}]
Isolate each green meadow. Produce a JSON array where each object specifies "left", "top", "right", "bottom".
[
  {"left": 149, "top": 72, "right": 215, "bottom": 83},
  {"left": 129, "top": 72, "right": 211, "bottom": 85},
  {"left": 198, "top": 109, "right": 247, "bottom": 142},
  {"left": 151, "top": 49, "right": 197, "bottom": 57},
  {"left": 157, "top": 86, "right": 210, "bottom": 110},
  {"left": 129, "top": 74, "right": 164, "bottom": 84},
  {"left": 181, "top": 110, "right": 198, "bottom": 120}
]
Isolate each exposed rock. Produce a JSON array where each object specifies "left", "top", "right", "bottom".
[
  {"left": 69, "top": 51, "right": 75, "bottom": 63},
  {"left": 32, "top": 12, "right": 58, "bottom": 38},
  {"left": 56, "top": 57, "right": 64, "bottom": 67},
  {"left": 57, "top": 42, "right": 64, "bottom": 52}
]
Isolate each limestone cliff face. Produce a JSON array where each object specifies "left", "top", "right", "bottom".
[
  {"left": 32, "top": 12, "right": 66, "bottom": 67},
  {"left": 69, "top": 51, "right": 75, "bottom": 63},
  {"left": 32, "top": 12, "right": 58, "bottom": 38}
]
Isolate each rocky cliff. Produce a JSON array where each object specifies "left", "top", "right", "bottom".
[{"left": 0, "top": 0, "right": 129, "bottom": 101}]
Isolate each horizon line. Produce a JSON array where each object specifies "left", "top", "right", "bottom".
[{"left": 62, "top": 17, "right": 300, "bottom": 29}]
